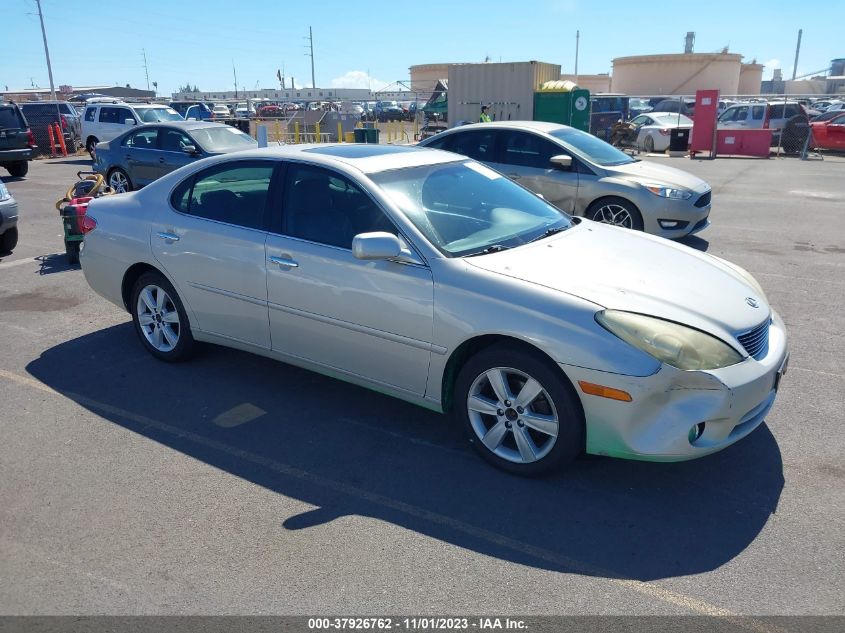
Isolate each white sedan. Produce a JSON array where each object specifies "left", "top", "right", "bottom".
[
  {"left": 631, "top": 112, "right": 694, "bottom": 153},
  {"left": 79, "top": 144, "right": 788, "bottom": 475}
]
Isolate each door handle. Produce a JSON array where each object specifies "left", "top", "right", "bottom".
[
  {"left": 159, "top": 157, "right": 166, "bottom": 163},
  {"left": 508, "top": 173, "right": 521, "bottom": 180},
  {"left": 125, "top": 154, "right": 132, "bottom": 160},
  {"left": 156, "top": 231, "right": 180, "bottom": 242},
  {"left": 269, "top": 255, "right": 298, "bottom": 268}
]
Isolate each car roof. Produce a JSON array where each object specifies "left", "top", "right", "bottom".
[
  {"left": 204, "top": 143, "right": 463, "bottom": 174},
  {"left": 136, "top": 121, "right": 230, "bottom": 131},
  {"left": 459, "top": 120, "right": 573, "bottom": 133}
]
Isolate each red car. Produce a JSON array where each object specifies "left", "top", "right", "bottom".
[
  {"left": 810, "top": 113, "right": 845, "bottom": 150},
  {"left": 257, "top": 105, "right": 284, "bottom": 118}
]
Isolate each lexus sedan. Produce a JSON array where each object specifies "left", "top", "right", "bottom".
[
  {"left": 629, "top": 112, "right": 694, "bottom": 153},
  {"left": 80, "top": 144, "right": 788, "bottom": 475},
  {"left": 94, "top": 121, "right": 258, "bottom": 192},
  {"left": 418, "top": 121, "right": 711, "bottom": 238}
]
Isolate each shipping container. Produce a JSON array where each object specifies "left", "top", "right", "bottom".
[{"left": 447, "top": 61, "right": 561, "bottom": 127}]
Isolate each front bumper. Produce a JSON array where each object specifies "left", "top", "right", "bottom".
[
  {"left": 562, "top": 310, "right": 788, "bottom": 461},
  {"left": 640, "top": 190, "right": 712, "bottom": 239}
]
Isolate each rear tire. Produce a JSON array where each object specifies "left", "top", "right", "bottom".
[
  {"left": 65, "top": 240, "right": 80, "bottom": 265},
  {"left": 0, "top": 227, "right": 18, "bottom": 253},
  {"left": 130, "top": 271, "right": 195, "bottom": 362},
  {"left": 454, "top": 343, "right": 584, "bottom": 476},
  {"left": 7, "top": 161, "right": 28, "bottom": 178},
  {"left": 108, "top": 168, "right": 132, "bottom": 193},
  {"left": 643, "top": 135, "right": 655, "bottom": 153},
  {"left": 86, "top": 137, "right": 99, "bottom": 161}
]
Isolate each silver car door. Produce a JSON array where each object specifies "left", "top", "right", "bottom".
[
  {"left": 150, "top": 160, "right": 275, "bottom": 348},
  {"left": 495, "top": 130, "right": 578, "bottom": 213},
  {"left": 265, "top": 163, "right": 434, "bottom": 396}
]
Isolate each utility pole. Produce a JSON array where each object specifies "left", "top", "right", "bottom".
[
  {"left": 574, "top": 30, "right": 580, "bottom": 81},
  {"left": 792, "top": 28, "right": 802, "bottom": 81},
  {"left": 305, "top": 26, "right": 316, "bottom": 88},
  {"left": 35, "top": 0, "right": 56, "bottom": 101},
  {"left": 232, "top": 60, "right": 238, "bottom": 98},
  {"left": 143, "top": 49, "right": 151, "bottom": 91}
]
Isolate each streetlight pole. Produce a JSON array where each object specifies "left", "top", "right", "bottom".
[{"left": 35, "top": 0, "right": 56, "bottom": 101}]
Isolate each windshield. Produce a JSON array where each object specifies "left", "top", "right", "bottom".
[
  {"left": 371, "top": 160, "right": 571, "bottom": 257},
  {"left": 137, "top": 107, "right": 183, "bottom": 122},
  {"left": 548, "top": 127, "right": 635, "bottom": 166},
  {"left": 190, "top": 126, "right": 258, "bottom": 151}
]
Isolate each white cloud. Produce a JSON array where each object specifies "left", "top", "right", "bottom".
[
  {"left": 330, "top": 70, "right": 388, "bottom": 90},
  {"left": 763, "top": 58, "right": 781, "bottom": 72}
]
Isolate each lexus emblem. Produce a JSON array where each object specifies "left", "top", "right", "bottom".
[{"left": 746, "top": 297, "right": 759, "bottom": 308}]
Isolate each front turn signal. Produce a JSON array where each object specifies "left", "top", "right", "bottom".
[{"left": 578, "top": 381, "right": 633, "bottom": 402}]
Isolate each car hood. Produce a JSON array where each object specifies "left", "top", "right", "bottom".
[
  {"left": 465, "top": 221, "right": 769, "bottom": 340},
  {"left": 605, "top": 160, "right": 709, "bottom": 193}
]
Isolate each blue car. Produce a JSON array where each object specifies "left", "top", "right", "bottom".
[
  {"left": 169, "top": 101, "right": 213, "bottom": 121},
  {"left": 94, "top": 121, "right": 258, "bottom": 192}
]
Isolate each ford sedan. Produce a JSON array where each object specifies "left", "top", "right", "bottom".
[{"left": 80, "top": 144, "right": 788, "bottom": 475}]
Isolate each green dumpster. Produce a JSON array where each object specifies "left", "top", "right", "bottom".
[{"left": 354, "top": 127, "right": 380, "bottom": 143}]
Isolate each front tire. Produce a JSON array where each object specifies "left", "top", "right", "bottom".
[
  {"left": 0, "top": 227, "right": 18, "bottom": 253},
  {"left": 454, "top": 343, "right": 584, "bottom": 476},
  {"left": 587, "top": 197, "right": 644, "bottom": 231},
  {"left": 108, "top": 168, "right": 132, "bottom": 193},
  {"left": 131, "top": 272, "right": 195, "bottom": 362}
]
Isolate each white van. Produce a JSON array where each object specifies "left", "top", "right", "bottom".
[{"left": 82, "top": 101, "right": 182, "bottom": 158}]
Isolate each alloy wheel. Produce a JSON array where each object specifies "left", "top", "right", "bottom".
[
  {"left": 109, "top": 170, "right": 130, "bottom": 193},
  {"left": 136, "top": 284, "right": 180, "bottom": 352},
  {"left": 592, "top": 203, "right": 634, "bottom": 228},
  {"left": 467, "top": 367, "right": 559, "bottom": 464}
]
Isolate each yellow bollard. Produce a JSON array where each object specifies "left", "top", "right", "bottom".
[
  {"left": 387, "top": 122, "right": 393, "bottom": 143},
  {"left": 294, "top": 121, "right": 300, "bottom": 144},
  {"left": 413, "top": 118, "right": 419, "bottom": 141},
  {"left": 274, "top": 119, "right": 282, "bottom": 143},
  {"left": 401, "top": 121, "right": 406, "bottom": 144},
  {"left": 337, "top": 122, "right": 343, "bottom": 143},
  {"left": 316, "top": 122, "right": 321, "bottom": 143}
]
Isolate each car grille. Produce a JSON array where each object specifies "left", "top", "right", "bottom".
[
  {"left": 694, "top": 191, "right": 711, "bottom": 208},
  {"left": 737, "top": 319, "right": 771, "bottom": 359}
]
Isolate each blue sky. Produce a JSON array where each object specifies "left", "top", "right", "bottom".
[{"left": 2, "top": 0, "right": 840, "bottom": 97}]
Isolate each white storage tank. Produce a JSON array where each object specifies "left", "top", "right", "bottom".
[
  {"left": 611, "top": 53, "right": 743, "bottom": 95},
  {"left": 447, "top": 61, "right": 561, "bottom": 126}
]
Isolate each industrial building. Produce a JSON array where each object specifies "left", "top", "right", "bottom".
[
  {"left": 1, "top": 84, "right": 156, "bottom": 102},
  {"left": 170, "top": 87, "right": 411, "bottom": 103},
  {"left": 610, "top": 53, "right": 763, "bottom": 96}
]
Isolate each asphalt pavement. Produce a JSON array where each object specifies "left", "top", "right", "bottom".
[{"left": 0, "top": 152, "right": 843, "bottom": 617}]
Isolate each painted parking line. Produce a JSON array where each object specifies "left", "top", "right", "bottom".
[{"left": 0, "top": 367, "right": 785, "bottom": 630}]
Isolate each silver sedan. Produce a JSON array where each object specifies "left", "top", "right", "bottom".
[
  {"left": 418, "top": 121, "right": 711, "bottom": 238},
  {"left": 80, "top": 144, "right": 787, "bottom": 475}
]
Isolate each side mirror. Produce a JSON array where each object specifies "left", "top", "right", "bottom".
[
  {"left": 182, "top": 145, "right": 198, "bottom": 155},
  {"left": 550, "top": 154, "right": 572, "bottom": 170},
  {"left": 352, "top": 232, "right": 402, "bottom": 260},
  {"left": 125, "top": 118, "right": 136, "bottom": 126}
]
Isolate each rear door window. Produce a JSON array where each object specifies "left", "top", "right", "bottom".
[
  {"left": 85, "top": 107, "right": 96, "bottom": 122},
  {"left": 99, "top": 107, "right": 119, "bottom": 123},
  {"left": 447, "top": 130, "right": 497, "bottom": 162},
  {"left": 171, "top": 161, "right": 274, "bottom": 230},
  {"left": 751, "top": 106, "right": 765, "bottom": 120},
  {"left": 123, "top": 128, "right": 159, "bottom": 149},
  {"left": 498, "top": 131, "right": 559, "bottom": 168}
]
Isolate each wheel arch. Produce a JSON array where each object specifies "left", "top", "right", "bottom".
[
  {"left": 121, "top": 262, "right": 162, "bottom": 311},
  {"left": 440, "top": 333, "right": 583, "bottom": 418},
  {"left": 85, "top": 135, "right": 99, "bottom": 147}
]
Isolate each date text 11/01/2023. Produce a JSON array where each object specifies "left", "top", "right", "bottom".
[{"left": 308, "top": 617, "right": 528, "bottom": 630}]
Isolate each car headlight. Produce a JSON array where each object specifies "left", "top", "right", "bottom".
[
  {"left": 642, "top": 183, "right": 692, "bottom": 200},
  {"left": 0, "top": 182, "right": 10, "bottom": 202},
  {"left": 708, "top": 255, "right": 768, "bottom": 304},
  {"left": 596, "top": 310, "right": 743, "bottom": 370}
]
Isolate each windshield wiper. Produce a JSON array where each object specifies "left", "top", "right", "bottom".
[
  {"left": 466, "top": 244, "right": 511, "bottom": 257},
  {"left": 528, "top": 226, "right": 569, "bottom": 244}
]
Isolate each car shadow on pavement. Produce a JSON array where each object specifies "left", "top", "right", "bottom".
[
  {"left": 42, "top": 158, "right": 94, "bottom": 167},
  {"left": 676, "top": 235, "right": 709, "bottom": 252},
  {"left": 26, "top": 323, "right": 784, "bottom": 583},
  {"left": 35, "top": 253, "right": 77, "bottom": 274}
]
